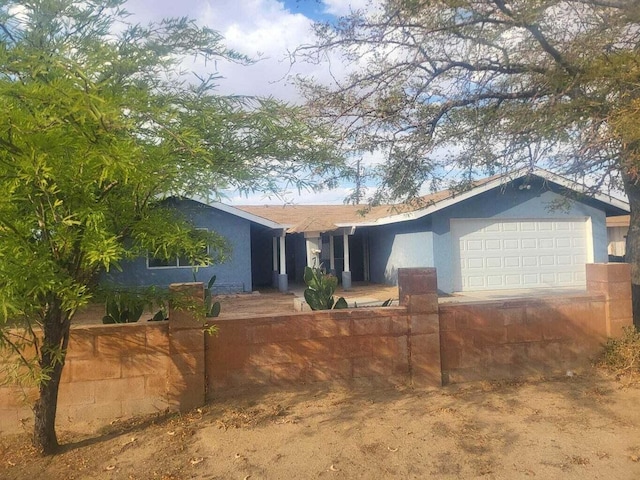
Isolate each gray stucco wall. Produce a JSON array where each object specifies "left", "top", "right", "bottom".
[
  {"left": 103, "top": 199, "right": 253, "bottom": 293},
  {"left": 367, "top": 182, "right": 609, "bottom": 293}
]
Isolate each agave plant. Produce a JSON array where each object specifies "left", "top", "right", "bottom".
[{"left": 102, "top": 291, "right": 145, "bottom": 324}]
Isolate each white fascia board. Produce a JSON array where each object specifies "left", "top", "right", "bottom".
[{"left": 189, "top": 196, "right": 289, "bottom": 230}]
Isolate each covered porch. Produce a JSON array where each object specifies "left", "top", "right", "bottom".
[{"left": 250, "top": 225, "right": 369, "bottom": 293}]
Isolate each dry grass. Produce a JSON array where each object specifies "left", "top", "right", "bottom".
[{"left": 598, "top": 326, "right": 640, "bottom": 383}]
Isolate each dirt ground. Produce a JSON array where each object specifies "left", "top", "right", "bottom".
[{"left": 2, "top": 370, "right": 640, "bottom": 480}]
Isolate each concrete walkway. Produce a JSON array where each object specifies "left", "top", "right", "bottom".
[
  {"left": 292, "top": 282, "right": 589, "bottom": 310},
  {"left": 439, "top": 287, "right": 589, "bottom": 303}
]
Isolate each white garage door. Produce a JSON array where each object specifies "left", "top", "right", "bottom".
[{"left": 451, "top": 218, "right": 591, "bottom": 291}]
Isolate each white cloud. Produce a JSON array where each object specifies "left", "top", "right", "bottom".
[
  {"left": 120, "top": 0, "right": 386, "bottom": 204},
  {"left": 200, "top": 1, "right": 316, "bottom": 100},
  {"left": 322, "top": 0, "right": 377, "bottom": 17}
]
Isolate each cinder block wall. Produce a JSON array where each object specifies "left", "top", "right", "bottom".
[
  {"left": 439, "top": 264, "right": 632, "bottom": 384},
  {"left": 0, "top": 283, "right": 206, "bottom": 436},
  {"left": 0, "top": 266, "right": 633, "bottom": 436},
  {"left": 206, "top": 308, "right": 413, "bottom": 392},
  {"left": 206, "top": 269, "right": 444, "bottom": 394},
  {"left": 0, "top": 323, "right": 172, "bottom": 435},
  {"left": 439, "top": 295, "right": 607, "bottom": 383}
]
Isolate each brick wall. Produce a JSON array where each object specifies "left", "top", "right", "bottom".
[
  {"left": 439, "top": 294, "right": 607, "bottom": 383},
  {"left": 586, "top": 263, "right": 633, "bottom": 336},
  {"left": 206, "top": 269, "right": 443, "bottom": 394},
  {"left": 206, "top": 308, "right": 412, "bottom": 392},
  {"left": 0, "top": 266, "right": 634, "bottom": 436},
  {"left": 0, "top": 323, "right": 172, "bottom": 435},
  {"left": 439, "top": 264, "right": 632, "bottom": 384},
  {"left": 0, "top": 283, "right": 205, "bottom": 435}
]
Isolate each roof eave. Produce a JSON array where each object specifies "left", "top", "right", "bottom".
[
  {"left": 188, "top": 196, "right": 289, "bottom": 230},
  {"left": 338, "top": 167, "right": 629, "bottom": 228},
  {"left": 531, "top": 168, "right": 629, "bottom": 213}
]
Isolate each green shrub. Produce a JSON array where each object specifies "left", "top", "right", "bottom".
[{"left": 100, "top": 286, "right": 168, "bottom": 323}]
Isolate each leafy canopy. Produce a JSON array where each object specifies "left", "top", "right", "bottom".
[
  {"left": 296, "top": 0, "right": 640, "bottom": 203},
  {"left": 0, "top": 0, "right": 340, "bottom": 369}
]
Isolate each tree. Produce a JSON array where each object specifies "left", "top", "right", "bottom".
[
  {"left": 0, "top": 0, "right": 340, "bottom": 454},
  {"left": 295, "top": 0, "right": 640, "bottom": 314}
]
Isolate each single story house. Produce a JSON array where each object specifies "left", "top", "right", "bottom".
[{"left": 105, "top": 168, "right": 629, "bottom": 295}]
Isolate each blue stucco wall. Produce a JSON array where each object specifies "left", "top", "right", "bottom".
[
  {"left": 103, "top": 199, "right": 253, "bottom": 293},
  {"left": 368, "top": 220, "right": 434, "bottom": 285},
  {"left": 367, "top": 181, "right": 609, "bottom": 293}
]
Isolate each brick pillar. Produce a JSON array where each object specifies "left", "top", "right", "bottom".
[
  {"left": 586, "top": 263, "right": 633, "bottom": 338},
  {"left": 168, "top": 283, "right": 206, "bottom": 411},
  {"left": 398, "top": 268, "right": 442, "bottom": 387}
]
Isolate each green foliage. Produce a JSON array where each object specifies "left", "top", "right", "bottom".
[
  {"left": 0, "top": 0, "right": 341, "bottom": 452},
  {"left": 102, "top": 292, "right": 145, "bottom": 324},
  {"left": 98, "top": 286, "right": 169, "bottom": 323},
  {"left": 303, "top": 266, "right": 348, "bottom": 310},
  {"left": 150, "top": 308, "right": 168, "bottom": 322},
  {"left": 599, "top": 326, "right": 640, "bottom": 381}
]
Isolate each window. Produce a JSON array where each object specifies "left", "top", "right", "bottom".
[
  {"left": 147, "top": 256, "right": 179, "bottom": 268},
  {"left": 147, "top": 229, "right": 209, "bottom": 269}
]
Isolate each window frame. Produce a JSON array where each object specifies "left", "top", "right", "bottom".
[{"left": 146, "top": 228, "right": 210, "bottom": 270}]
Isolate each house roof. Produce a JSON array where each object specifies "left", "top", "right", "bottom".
[
  {"left": 237, "top": 185, "right": 474, "bottom": 233},
  {"left": 236, "top": 204, "right": 378, "bottom": 234},
  {"left": 236, "top": 168, "right": 630, "bottom": 234},
  {"left": 189, "top": 196, "right": 288, "bottom": 230}
]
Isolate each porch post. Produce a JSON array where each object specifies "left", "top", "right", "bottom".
[
  {"left": 342, "top": 228, "right": 354, "bottom": 290},
  {"left": 329, "top": 235, "right": 336, "bottom": 275},
  {"left": 278, "top": 233, "right": 288, "bottom": 292},
  {"left": 305, "top": 233, "right": 321, "bottom": 269},
  {"left": 272, "top": 236, "right": 278, "bottom": 288}
]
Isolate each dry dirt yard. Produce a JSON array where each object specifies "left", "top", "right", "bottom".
[
  {"left": 72, "top": 283, "right": 400, "bottom": 325},
  {"left": 2, "top": 370, "right": 640, "bottom": 480}
]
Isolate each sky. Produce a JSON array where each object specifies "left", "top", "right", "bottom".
[{"left": 121, "top": 0, "right": 377, "bottom": 205}]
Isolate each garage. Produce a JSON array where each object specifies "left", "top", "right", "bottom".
[{"left": 451, "top": 218, "right": 592, "bottom": 291}]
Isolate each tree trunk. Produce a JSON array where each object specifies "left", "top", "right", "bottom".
[
  {"left": 32, "top": 297, "right": 70, "bottom": 455},
  {"left": 622, "top": 171, "right": 640, "bottom": 328}
]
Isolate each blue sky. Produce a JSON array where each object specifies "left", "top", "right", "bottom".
[{"left": 281, "top": 0, "right": 335, "bottom": 22}]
